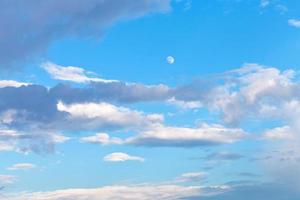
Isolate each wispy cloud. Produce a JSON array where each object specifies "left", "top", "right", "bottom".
[
  {"left": 7, "top": 163, "right": 36, "bottom": 171},
  {"left": 288, "top": 19, "right": 300, "bottom": 28},
  {"left": 42, "top": 62, "right": 117, "bottom": 83}
]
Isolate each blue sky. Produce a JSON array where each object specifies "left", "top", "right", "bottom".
[{"left": 1, "top": 0, "right": 300, "bottom": 199}]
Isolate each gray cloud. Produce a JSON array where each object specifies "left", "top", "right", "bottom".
[
  {"left": 0, "top": 0, "right": 171, "bottom": 68},
  {"left": 204, "top": 152, "right": 244, "bottom": 161},
  {"left": 0, "top": 81, "right": 172, "bottom": 130}
]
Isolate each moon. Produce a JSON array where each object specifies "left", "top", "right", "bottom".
[{"left": 166, "top": 56, "right": 175, "bottom": 64}]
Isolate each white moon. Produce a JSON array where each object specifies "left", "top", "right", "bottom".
[{"left": 166, "top": 56, "right": 175, "bottom": 64}]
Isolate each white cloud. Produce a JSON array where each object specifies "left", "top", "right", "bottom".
[
  {"left": 42, "top": 62, "right": 118, "bottom": 83},
  {"left": 57, "top": 101, "right": 164, "bottom": 130},
  {"left": 80, "top": 133, "right": 122, "bottom": 145},
  {"left": 126, "top": 123, "right": 246, "bottom": 147},
  {"left": 103, "top": 152, "right": 145, "bottom": 162},
  {"left": 263, "top": 126, "right": 295, "bottom": 140},
  {"left": 7, "top": 163, "right": 36, "bottom": 171},
  {"left": 167, "top": 97, "right": 202, "bottom": 109},
  {"left": 288, "top": 19, "right": 300, "bottom": 28},
  {"left": 176, "top": 172, "right": 207, "bottom": 183},
  {"left": 195, "top": 64, "right": 297, "bottom": 124},
  {"left": 0, "top": 185, "right": 208, "bottom": 200},
  {"left": 0, "top": 183, "right": 232, "bottom": 200},
  {"left": 81, "top": 123, "right": 245, "bottom": 148},
  {"left": 0, "top": 80, "right": 29, "bottom": 88}
]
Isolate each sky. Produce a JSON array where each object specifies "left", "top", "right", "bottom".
[{"left": 1, "top": 0, "right": 300, "bottom": 199}]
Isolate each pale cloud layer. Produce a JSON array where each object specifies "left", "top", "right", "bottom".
[
  {"left": 0, "top": 174, "right": 16, "bottom": 185},
  {"left": 0, "top": 184, "right": 230, "bottom": 200}
]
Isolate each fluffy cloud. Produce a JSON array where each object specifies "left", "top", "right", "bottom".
[
  {"left": 204, "top": 152, "right": 244, "bottom": 161},
  {"left": 0, "top": 0, "right": 171, "bottom": 68},
  {"left": 175, "top": 64, "right": 298, "bottom": 124},
  {"left": 103, "top": 152, "right": 145, "bottom": 162},
  {"left": 7, "top": 163, "right": 36, "bottom": 171},
  {"left": 57, "top": 101, "right": 164, "bottom": 130},
  {"left": 43, "top": 62, "right": 117, "bottom": 83}
]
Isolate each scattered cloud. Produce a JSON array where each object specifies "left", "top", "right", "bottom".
[
  {"left": 103, "top": 152, "right": 145, "bottom": 162},
  {"left": 0, "top": 129, "right": 69, "bottom": 154}
]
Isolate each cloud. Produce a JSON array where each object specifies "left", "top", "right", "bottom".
[
  {"left": 42, "top": 62, "right": 117, "bottom": 83},
  {"left": 0, "top": 175, "right": 16, "bottom": 185},
  {"left": 7, "top": 163, "right": 36, "bottom": 171},
  {"left": 288, "top": 19, "right": 300, "bottom": 28},
  {"left": 80, "top": 133, "right": 122, "bottom": 145},
  {"left": 103, "top": 152, "right": 145, "bottom": 162},
  {"left": 204, "top": 152, "right": 244, "bottom": 161},
  {"left": 263, "top": 126, "right": 295, "bottom": 140},
  {"left": 126, "top": 123, "right": 246, "bottom": 148},
  {"left": 176, "top": 172, "right": 207, "bottom": 183},
  {"left": 81, "top": 123, "right": 246, "bottom": 148},
  {"left": 260, "top": 0, "right": 270, "bottom": 8},
  {"left": 167, "top": 97, "right": 202, "bottom": 109},
  {"left": 0, "top": 81, "right": 30, "bottom": 88},
  {"left": 57, "top": 101, "right": 164, "bottom": 130},
  {"left": 3, "top": 63, "right": 300, "bottom": 152},
  {"left": 0, "top": 129, "right": 69, "bottom": 154},
  {"left": 175, "top": 64, "right": 298, "bottom": 124},
  {"left": 0, "top": 184, "right": 230, "bottom": 200},
  {"left": 0, "top": 0, "right": 171, "bottom": 68}
]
